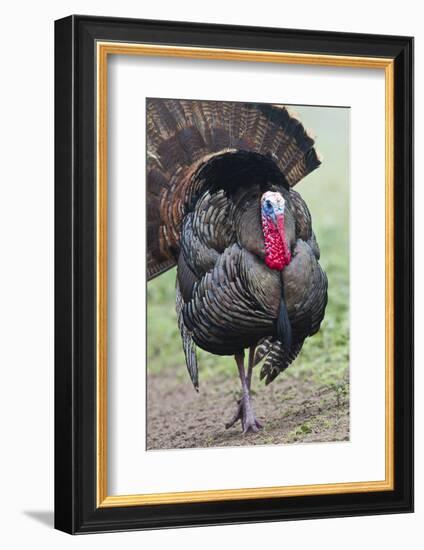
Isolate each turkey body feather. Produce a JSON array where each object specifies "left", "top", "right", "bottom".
[
  {"left": 147, "top": 98, "right": 328, "bottom": 433},
  {"left": 177, "top": 183, "right": 327, "bottom": 386}
]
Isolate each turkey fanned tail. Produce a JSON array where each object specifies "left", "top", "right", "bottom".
[{"left": 146, "top": 99, "right": 321, "bottom": 280}]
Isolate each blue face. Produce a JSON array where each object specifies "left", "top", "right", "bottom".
[
  {"left": 261, "top": 192, "right": 285, "bottom": 224},
  {"left": 262, "top": 199, "right": 275, "bottom": 221}
]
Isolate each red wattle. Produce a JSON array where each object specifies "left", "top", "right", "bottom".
[{"left": 262, "top": 214, "right": 291, "bottom": 271}]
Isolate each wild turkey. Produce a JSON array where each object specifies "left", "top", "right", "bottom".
[{"left": 147, "top": 98, "right": 328, "bottom": 434}]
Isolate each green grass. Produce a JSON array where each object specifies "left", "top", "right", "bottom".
[{"left": 147, "top": 107, "right": 349, "bottom": 393}]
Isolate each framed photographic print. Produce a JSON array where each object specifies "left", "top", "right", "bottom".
[{"left": 54, "top": 15, "right": 413, "bottom": 534}]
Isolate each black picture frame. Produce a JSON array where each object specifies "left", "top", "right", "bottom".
[{"left": 55, "top": 14, "right": 414, "bottom": 534}]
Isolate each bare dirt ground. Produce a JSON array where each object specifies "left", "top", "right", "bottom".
[{"left": 147, "top": 366, "right": 349, "bottom": 450}]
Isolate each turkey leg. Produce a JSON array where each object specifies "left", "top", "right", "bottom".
[{"left": 225, "top": 347, "right": 263, "bottom": 434}]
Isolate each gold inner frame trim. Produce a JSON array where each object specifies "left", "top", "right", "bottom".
[{"left": 96, "top": 41, "right": 395, "bottom": 508}]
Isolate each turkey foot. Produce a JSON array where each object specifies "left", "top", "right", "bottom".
[
  {"left": 225, "top": 394, "right": 263, "bottom": 433},
  {"left": 225, "top": 347, "right": 263, "bottom": 434}
]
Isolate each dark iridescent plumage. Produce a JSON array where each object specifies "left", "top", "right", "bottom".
[{"left": 147, "top": 99, "right": 328, "bottom": 433}]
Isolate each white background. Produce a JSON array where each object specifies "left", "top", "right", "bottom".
[
  {"left": 0, "top": 1, "right": 420, "bottom": 548},
  {"left": 108, "top": 57, "right": 386, "bottom": 495}
]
